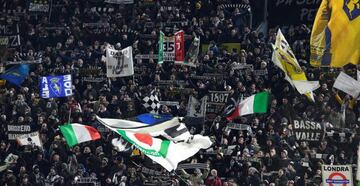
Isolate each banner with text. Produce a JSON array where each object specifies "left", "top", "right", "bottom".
[
  {"left": 293, "top": 119, "right": 325, "bottom": 142},
  {"left": 0, "top": 22, "right": 20, "bottom": 47},
  {"left": 7, "top": 124, "right": 31, "bottom": 140},
  {"left": 207, "top": 91, "right": 231, "bottom": 105},
  {"left": 206, "top": 91, "right": 231, "bottom": 121},
  {"left": 106, "top": 46, "right": 134, "bottom": 77},
  {"left": 28, "top": 0, "right": 50, "bottom": 12},
  {"left": 40, "top": 75, "right": 73, "bottom": 98},
  {"left": 322, "top": 165, "right": 353, "bottom": 186}
]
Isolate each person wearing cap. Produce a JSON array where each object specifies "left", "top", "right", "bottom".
[
  {"left": 279, "top": 149, "right": 290, "bottom": 168},
  {"left": 205, "top": 169, "right": 222, "bottom": 186}
]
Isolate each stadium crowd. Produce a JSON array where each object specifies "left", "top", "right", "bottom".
[{"left": 0, "top": 0, "right": 359, "bottom": 185}]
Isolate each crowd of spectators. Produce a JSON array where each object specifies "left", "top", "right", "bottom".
[{"left": 0, "top": 0, "right": 359, "bottom": 185}]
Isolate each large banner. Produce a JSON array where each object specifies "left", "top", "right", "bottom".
[
  {"left": 206, "top": 91, "right": 231, "bottom": 121},
  {"left": 293, "top": 119, "right": 325, "bottom": 141},
  {"left": 106, "top": 46, "right": 134, "bottom": 77},
  {"left": 0, "top": 22, "right": 20, "bottom": 47},
  {"left": 40, "top": 75, "right": 73, "bottom": 98},
  {"left": 267, "top": 0, "right": 321, "bottom": 26},
  {"left": 322, "top": 165, "right": 353, "bottom": 186},
  {"left": 28, "top": 0, "right": 50, "bottom": 12},
  {"left": 7, "top": 124, "right": 31, "bottom": 140}
]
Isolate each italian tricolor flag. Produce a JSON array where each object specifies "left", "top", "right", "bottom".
[
  {"left": 60, "top": 124, "right": 101, "bottom": 147},
  {"left": 226, "top": 92, "right": 269, "bottom": 121},
  {"left": 111, "top": 129, "right": 211, "bottom": 171}
]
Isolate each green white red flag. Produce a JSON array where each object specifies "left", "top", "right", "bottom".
[{"left": 60, "top": 124, "right": 101, "bottom": 147}]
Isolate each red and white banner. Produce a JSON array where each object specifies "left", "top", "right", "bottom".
[{"left": 174, "top": 30, "right": 184, "bottom": 62}]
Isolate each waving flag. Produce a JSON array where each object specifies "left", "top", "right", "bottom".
[
  {"left": 136, "top": 113, "right": 173, "bottom": 125},
  {"left": 333, "top": 71, "right": 360, "bottom": 99},
  {"left": 0, "top": 64, "right": 29, "bottom": 86},
  {"left": 98, "top": 116, "right": 212, "bottom": 171},
  {"left": 142, "top": 90, "right": 161, "bottom": 114},
  {"left": 60, "top": 124, "right": 101, "bottom": 147},
  {"left": 272, "top": 29, "right": 319, "bottom": 102},
  {"left": 226, "top": 92, "right": 269, "bottom": 121},
  {"left": 40, "top": 75, "right": 73, "bottom": 98},
  {"left": 96, "top": 115, "right": 180, "bottom": 134},
  {"left": 310, "top": 0, "right": 360, "bottom": 67}
]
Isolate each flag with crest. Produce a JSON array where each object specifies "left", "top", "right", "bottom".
[{"left": 40, "top": 75, "right": 73, "bottom": 98}]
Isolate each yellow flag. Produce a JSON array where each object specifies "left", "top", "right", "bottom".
[
  {"left": 310, "top": 0, "right": 360, "bottom": 67},
  {"left": 0, "top": 80, "right": 6, "bottom": 86},
  {"left": 272, "top": 29, "right": 319, "bottom": 102}
]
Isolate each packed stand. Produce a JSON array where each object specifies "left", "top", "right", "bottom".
[{"left": 0, "top": 0, "right": 359, "bottom": 185}]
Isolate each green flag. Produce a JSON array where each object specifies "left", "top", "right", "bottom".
[{"left": 158, "top": 31, "right": 164, "bottom": 64}]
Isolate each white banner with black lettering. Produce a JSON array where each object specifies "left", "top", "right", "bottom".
[
  {"left": 293, "top": 119, "right": 325, "bottom": 142},
  {"left": 106, "top": 46, "right": 134, "bottom": 77}
]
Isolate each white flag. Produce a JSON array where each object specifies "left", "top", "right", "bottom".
[
  {"left": 16, "top": 131, "right": 42, "bottom": 148},
  {"left": 112, "top": 138, "right": 130, "bottom": 152},
  {"left": 187, "top": 96, "right": 206, "bottom": 118},
  {"left": 101, "top": 121, "right": 211, "bottom": 171},
  {"left": 292, "top": 80, "right": 320, "bottom": 94},
  {"left": 333, "top": 72, "right": 360, "bottom": 99},
  {"left": 106, "top": 46, "right": 134, "bottom": 77},
  {"left": 271, "top": 29, "right": 319, "bottom": 102}
]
